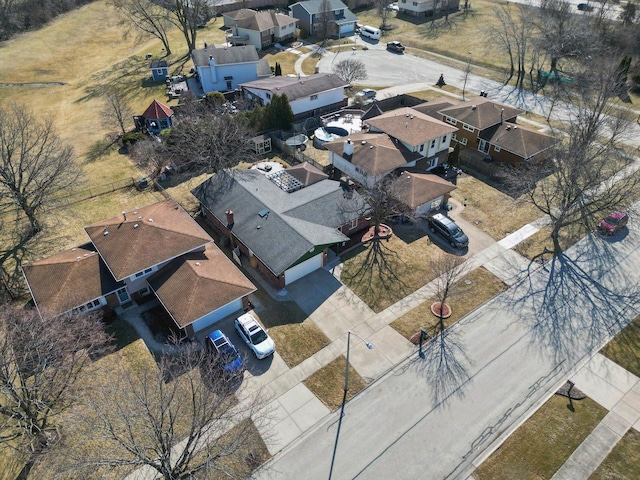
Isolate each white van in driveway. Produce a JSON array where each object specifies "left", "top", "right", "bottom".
[{"left": 360, "top": 25, "right": 381, "bottom": 40}]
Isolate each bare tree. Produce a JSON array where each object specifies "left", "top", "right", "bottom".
[
  {"left": 110, "top": 0, "right": 173, "bottom": 55},
  {"left": 0, "top": 103, "right": 82, "bottom": 235},
  {"left": 332, "top": 58, "right": 368, "bottom": 84},
  {"left": 160, "top": 105, "right": 258, "bottom": 173},
  {"left": 317, "top": 0, "right": 332, "bottom": 48},
  {"left": 376, "top": 0, "right": 392, "bottom": 31},
  {"left": 101, "top": 86, "right": 134, "bottom": 137},
  {"left": 430, "top": 254, "right": 468, "bottom": 335},
  {"left": 502, "top": 57, "right": 640, "bottom": 255},
  {"left": 162, "top": 0, "right": 211, "bottom": 53},
  {"left": 63, "top": 346, "right": 270, "bottom": 479},
  {"left": 0, "top": 305, "right": 112, "bottom": 476}
]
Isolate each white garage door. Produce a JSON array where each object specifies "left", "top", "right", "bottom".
[
  {"left": 284, "top": 253, "right": 324, "bottom": 285},
  {"left": 189, "top": 298, "right": 243, "bottom": 334},
  {"left": 416, "top": 196, "right": 444, "bottom": 217},
  {"left": 339, "top": 24, "right": 354, "bottom": 35}
]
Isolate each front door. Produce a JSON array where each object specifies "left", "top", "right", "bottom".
[{"left": 116, "top": 287, "right": 130, "bottom": 304}]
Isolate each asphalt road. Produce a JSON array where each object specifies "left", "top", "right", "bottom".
[{"left": 257, "top": 209, "right": 640, "bottom": 480}]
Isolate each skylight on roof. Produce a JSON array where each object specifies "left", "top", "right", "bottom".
[{"left": 266, "top": 170, "right": 304, "bottom": 193}]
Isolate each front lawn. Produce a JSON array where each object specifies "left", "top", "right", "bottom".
[
  {"left": 474, "top": 395, "right": 607, "bottom": 480},
  {"left": 601, "top": 314, "right": 640, "bottom": 378},
  {"left": 590, "top": 428, "right": 640, "bottom": 480},
  {"left": 340, "top": 234, "right": 443, "bottom": 312},
  {"left": 303, "top": 356, "right": 367, "bottom": 411},
  {"left": 391, "top": 267, "right": 507, "bottom": 340}
]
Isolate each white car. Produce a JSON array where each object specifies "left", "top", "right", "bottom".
[
  {"left": 234, "top": 313, "right": 275, "bottom": 359},
  {"left": 386, "top": 3, "right": 399, "bottom": 11}
]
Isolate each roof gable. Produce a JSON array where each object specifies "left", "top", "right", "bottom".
[
  {"left": 411, "top": 98, "right": 459, "bottom": 120},
  {"left": 84, "top": 199, "right": 211, "bottom": 281},
  {"left": 191, "top": 45, "right": 260, "bottom": 67},
  {"left": 142, "top": 100, "right": 174, "bottom": 120},
  {"left": 479, "top": 122, "right": 557, "bottom": 158},
  {"left": 438, "top": 97, "right": 524, "bottom": 130},
  {"left": 148, "top": 243, "right": 256, "bottom": 328},
  {"left": 393, "top": 172, "right": 456, "bottom": 209},
  {"left": 291, "top": 0, "right": 351, "bottom": 14},
  {"left": 240, "top": 73, "right": 348, "bottom": 101},
  {"left": 365, "top": 107, "right": 457, "bottom": 147}
]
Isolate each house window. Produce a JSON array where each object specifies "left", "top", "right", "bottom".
[
  {"left": 349, "top": 219, "right": 359, "bottom": 230},
  {"left": 138, "top": 286, "right": 151, "bottom": 297},
  {"left": 430, "top": 139, "right": 436, "bottom": 149},
  {"left": 419, "top": 144, "right": 424, "bottom": 152},
  {"left": 155, "top": 69, "right": 163, "bottom": 75},
  {"left": 478, "top": 139, "right": 490, "bottom": 154},
  {"left": 445, "top": 116, "right": 456, "bottom": 125},
  {"left": 494, "top": 146, "right": 501, "bottom": 152},
  {"left": 413, "top": 1, "right": 417, "bottom": 5},
  {"left": 429, "top": 158, "right": 438, "bottom": 169},
  {"left": 451, "top": 133, "right": 457, "bottom": 141},
  {"left": 442, "top": 135, "right": 448, "bottom": 143},
  {"left": 266, "top": 93, "right": 272, "bottom": 99},
  {"left": 460, "top": 137, "right": 468, "bottom": 145},
  {"left": 310, "top": 94, "right": 318, "bottom": 101},
  {"left": 74, "top": 298, "right": 102, "bottom": 314},
  {"left": 463, "top": 123, "right": 474, "bottom": 132}
]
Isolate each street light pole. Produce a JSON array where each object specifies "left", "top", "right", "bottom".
[{"left": 328, "top": 331, "right": 373, "bottom": 480}]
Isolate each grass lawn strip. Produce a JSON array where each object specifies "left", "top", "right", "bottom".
[
  {"left": 390, "top": 267, "right": 507, "bottom": 340},
  {"left": 340, "top": 235, "right": 443, "bottom": 312},
  {"left": 474, "top": 395, "right": 608, "bottom": 480},
  {"left": 589, "top": 428, "right": 640, "bottom": 480},
  {"left": 303, "top": 356, "right": 367, "bottom": 411},
  {"left": 601, "top": 314, "right": 640, "bottom": 378}
]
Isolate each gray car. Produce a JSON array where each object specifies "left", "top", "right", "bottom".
[{"left": 428, "top": 213, "right": 469, "bottom": 248}]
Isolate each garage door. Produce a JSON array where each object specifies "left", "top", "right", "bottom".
[
  {"left": 284, "top": 253, "right": 323, "bottom": 285},
  {"left": 416, "top": 196, "right": 444, "bottom": 217},
  {"left": 339, "top": 24, "right": 354, "bottom": 35},
  {"left": 189, "top": 298, "right": 243, "bottom": 334}
]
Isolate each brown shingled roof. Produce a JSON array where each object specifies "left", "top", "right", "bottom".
[
  {"left": 148, "top": 243, "right": 256, "bottom": 328},
  {"left": 412, "top": 98, "right": 459, "bottom": 120},
  {"left": 365, "top": 107, "right": 457, "bottom": 147},
  {"left": 22, "top": 243, "right": 122, "bottom": 316},
  {"left": 392, "top": 172, "right": 456, "bottom": 209},
  {"left": 84, "top": 199, "right": 212, "bottom": 281},
  {"left": 142, "top": 100, "right": 174, "bottom": 120},
  {"left": 479, "top": 122, "right": 557, "bottom": 159},
  {"left": 286, "top": 162, "right": 328, "bottom": 186},
  {"left": 437, "top": 96, "right": 523, "bottom": 130},
  {"left": 325, "top": 132, "right": 422, "bottom": 176}
]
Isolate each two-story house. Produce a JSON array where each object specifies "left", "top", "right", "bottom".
[
  {"left": 191, "top": 45, "right": 272, "bottom": 94},
  {"left": 325, "top": 107, "right": 457, "bottom": 188},
  {"left": 239, "top": 73, "right": 348, "bottom": 120},
  {"left": 432, "top": 96, "right": 556, "bottom": 165},
  {"left": 398, "top": 0, "right": 459, "bottom": 17},
  {"left": 226, "top": 9, "right": 299, "bottom": 51},
  {"left": 22, "top": 199, "right": 256, "bottom": 337},
  {"left": 289, "top": 0, "right": 358, "bottom": 38}
]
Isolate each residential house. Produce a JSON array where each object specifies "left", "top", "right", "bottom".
[
  {"left": 392, "top": 171, "right": 457, "bottom": 216},
  {"left": 398, "top": 0, "right": 459, "bottom": 17},
  {"left": 137, "top": 99, "right": 175, "bottom": 134},
  {"left": 150, "top": 59, "right": 169, "bottom": 81},
  {"left": 192, "top": 163, "right": 369, "bottom": 290},
  {"left": 430, "top": 96, "right": 556, "bottom": 164},
  {"left": 22, "top": 199, "right": 256, "bottom": 336},
  {"left": 325, "top": 106, "right": 457, "bottom": 188},
  {"left": 240, "top": 73, "right": 349, "bottom": 120},
  {"left": 289, "top": 0, "right": 358, "bottom": 38},
  {"left": 191, "top": 45, "right": 272, "bottom": 94},
  {"left": 226, "top": 9, "right": 298, "bottom": 51}
]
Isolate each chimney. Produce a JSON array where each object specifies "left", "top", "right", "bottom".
[
  {"left": 343, "top": 139, "right": 354, "bottom": 157},
  {"left": 500, "top": 108, "right": 504, "bottom": 124},
  {"left": 226, "top": 210, "right": 235, "bottom": 228}
]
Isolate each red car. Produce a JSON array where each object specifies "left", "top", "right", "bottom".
[{"left": 598, "top": 211, "right": 629, "bottom": 235}]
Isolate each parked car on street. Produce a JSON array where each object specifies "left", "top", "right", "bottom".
[
  {"left": 428, "top": 213, "right": 469, "bottom": 248},
  {"left": 207, "top": 330, "right": 244, "bottom": 376},
  {"left": 597, "top": 211, "right": 629, "bottom": 236},
  {"left": 235, "top": 313, "right": 275, "bottom": 359},
  {"left": 386, "top": 41, "right": 405, "bottom": 53}
]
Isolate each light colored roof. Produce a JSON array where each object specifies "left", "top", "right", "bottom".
[
  {"left": 392, "top": 172, "right": 456, "bottom": 209},
  {"left": 411, "top": 98, "right": 459, "bottom": 120},
  {"left": 237, "top": 11, "right": 297, "bottom": 31},
  {"left": 365, "top": 107, "right": 457, "bottom": 147},
  {"left": 325, "top": 132, "right": 422, "bottom": 176},
  {"left": 438, "top": 96, "right": 524, "bottom": 130},
  {"left": 286, "top": 162, "right": 328, "bottom": 186},
  {"left": 142, "top": 100, "right": 174, "bottom": 120},
  {"left": 479, "top": 122, "right": 557, "bottom": 159},
  {"left": 84, "top": 199, "right": 211, "bottom": 281},
  {"left": 148, "top": 243, "right": 256, "bottom": 328},
  {"left": 192, "top": 166, "right": 368, "bottom": 276},
  {"left": 191, "top": 45, "right": 259, "bottom": 67},
  {"left": 224, "top": 8, "right": 257, "bottom": 21},
  {"left": 291, "top": 0, "right": 352, "bottom": 15},
  {"left": 22, "top": 243, "right": 122, "bottom": 317},
  {"left": 240, "top": 73, "right": 348, "bottom": 101}
]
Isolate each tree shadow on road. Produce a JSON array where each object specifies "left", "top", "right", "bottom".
[{"left": 502, "top": 234, "right": 640, "bottom": 365}]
